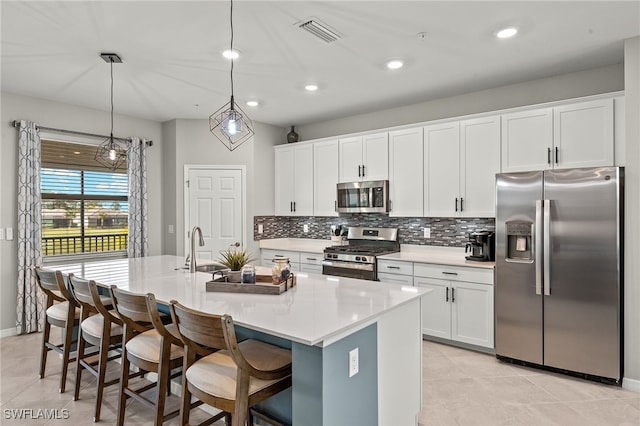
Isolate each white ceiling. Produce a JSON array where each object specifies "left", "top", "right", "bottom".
[{"left": 2, "top": 1, "right": 639, "bottom": 128}]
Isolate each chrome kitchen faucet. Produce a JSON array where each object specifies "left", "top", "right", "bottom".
[{"left": 188, "top": 226, "right": 205, "bottom": 273}]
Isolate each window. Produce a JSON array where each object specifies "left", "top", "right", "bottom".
[{"left": 41, "top": 139, "right": 128, "bottom": 257}]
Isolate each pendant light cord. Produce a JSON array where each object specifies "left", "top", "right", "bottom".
[
  {"left": 110, "top": 58, "right": 114, "bottom": 139},
  {"left": 230, "top": 0, "right": 235, "bottom": 106}
]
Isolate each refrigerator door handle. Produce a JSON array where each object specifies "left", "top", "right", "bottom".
[
  {"left": 543, "top": 199, "right": 551, "bottom": 296},
  {"left": 535, "top": 200, "right": 543, "bottom": 296}
]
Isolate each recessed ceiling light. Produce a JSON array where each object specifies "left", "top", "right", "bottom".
[
  {"left": 386, "top": 60, "right": 404, "bottom": 70},
  {"left": 73, "top": 151, "right": 81, "bottom": 155},
  {"left": 246, "top": 100, "right": 259, "bottom": 107},
  {"left": 496, "top": 27, "right": 518, "bottom": 39},
  {"left": 222, "top": 49, "right": 240, "bottom": 60},
  {"left": 305, "top": 84, "right": 319, "bottom": 92}
]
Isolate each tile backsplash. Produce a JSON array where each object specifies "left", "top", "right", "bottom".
[{"left": 254, "top": 215, "right": 495, "bottom": 247}]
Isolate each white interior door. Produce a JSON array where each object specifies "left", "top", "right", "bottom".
[{"left": 185, "top": 167, "right": 244, "bottom": 261}]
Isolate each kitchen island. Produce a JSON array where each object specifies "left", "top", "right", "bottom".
[{"left": 50, "top": 255, "right": 426, "bottom": 425}]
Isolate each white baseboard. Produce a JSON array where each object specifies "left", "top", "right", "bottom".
[
  {"left": 0, "top": 328, "right": 17, "bottom": 338},
  {"left": 622, "top": 377, "right": 640, "bottom": 393}
]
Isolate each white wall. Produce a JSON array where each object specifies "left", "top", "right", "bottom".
[
  {"left": 162, "top": 118, "right": 282, "bottom": 257},
  {"left": 624, "top": 36, "right": 640, "bottom": 389},
  {"left": 298, "top": 64, "right": 624, "bottom": 140},
  {"left": 0, "top": 92, "right": 164, "bottom": 332}
]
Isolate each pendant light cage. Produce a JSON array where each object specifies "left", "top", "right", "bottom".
[
  {"left": 209, "top": 97, "right": 255, "bottom": 151},
  {"left": 95, "top": 53, "right": 127, "bottom": 171},
  {"left": 210, "top": 0, "right": 255, "bottom": 151},
  {"left": 95, "top": 134, "right": 127, "bottom": 171}
]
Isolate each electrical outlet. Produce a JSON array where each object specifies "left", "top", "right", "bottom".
[
  {"left": 258, "top": 224, "right": 264, "bottom": 234},
  {"left": 423, "top": 227, "right": 431, "bottom": 238},
  {"left": 168, "top": 224, "right": 175, "bottom": 234},
  {"left": 303, "top": 224, "right": 309, "bottom": 233},
  {"left": 349, "top": 348, "right": 359, "bottom": 377},
  {"left": 5, "top": 227, "right": 13, "bottom": 241}
]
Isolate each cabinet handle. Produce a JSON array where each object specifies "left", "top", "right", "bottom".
[
  {"left": 442, "top": 271, "right": 458, "bottom": 276},
  {"left": 455, "top": 198, "right": 458, "bottom": 212},
  {"left": 547, "top": 147, "right": 551, "bottom": 165},
  {"left": 335, "top": 200, "right": 337, "bottom": 212},
  {"left": 358, "top": 165, "right": 362, "bottom": 177},
  {"left": 451, "top": 287, "right": 455, "bottom": 303},
  {"left": 362, "top": 164, "right": 365, "bottom": 177},
  {"left": 445, "top": 287, "right": 449, "bottom": 302},
  {"left": 290, "top": 201, "right": 293, "bottom": 212},
  {"left": 293, "top": 201, "right": 296, "bottom": 212},
  {"left": 460, "top": 197, "right": 464, "bottom": 212},
  {"left": 306, "top": 257, "right": 317, "bottom": 261},
  {"left": 387, "top": 266, "right": 400, "bottom": 269},
  {"left": 555, "top": 147, "right": 559, "bottom": 164}
]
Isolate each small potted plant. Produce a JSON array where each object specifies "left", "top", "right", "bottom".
[{"left": 217, "top": 248, "right": 255, "bottom": 283}]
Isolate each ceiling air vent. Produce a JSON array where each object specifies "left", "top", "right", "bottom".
[{"left": 297, "top": 18, "right": 341, "bottom": 44}]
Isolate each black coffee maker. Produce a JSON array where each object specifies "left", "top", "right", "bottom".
[{"left": 465, "top": 230, "right": 495, "bottom": 262}]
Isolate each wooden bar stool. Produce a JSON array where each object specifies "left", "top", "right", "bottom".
[
  {"left": 68, "top": 274, "right": 135, "bottom": 422},
  {"left": 108, "top": 287, "right": 185, "bottom": 425},
  {"left": 34, "top": 267, "right": 80, "bottom": 393},
  {"left": 169, "top": 300, "right": 292, "bottom": 426}
]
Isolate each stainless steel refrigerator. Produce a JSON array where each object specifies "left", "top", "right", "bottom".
[{"left": 495, "top": 166, "right": 623, "bottom": 382}]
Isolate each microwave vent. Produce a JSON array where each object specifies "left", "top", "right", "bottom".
[{"left": 297, "top": 18, "right": 342, "bottom": 44}]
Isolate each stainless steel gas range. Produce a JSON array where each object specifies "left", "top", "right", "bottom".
[{"left": 322, "top": 227, "right": 400, "bottom": 281}]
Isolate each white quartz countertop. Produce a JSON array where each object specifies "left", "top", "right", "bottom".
[
  {"left": 259, "top": 238, "right": 494, "bottom": 269},
  {"left": 379, "top": 245, "right": 495, "bottom": 269},
  {"left": 259, "top": 238, "right": 330, "bottom": 253},
  {"left": 50, "top": 255, "right": 427, "bottom": 346}
]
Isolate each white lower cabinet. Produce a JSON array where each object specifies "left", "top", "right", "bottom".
[
  {"left": 260, "top": 249, "right": 300, "bottom": 271},
  {"left": 377, "top": 259, "right": 413, "bottom": 286},
  {"left": 414, "top": 263, "right": 494, "bottom": 349},
  {"left": 299, "top": 252, "right": 323, "bottom": 274}
]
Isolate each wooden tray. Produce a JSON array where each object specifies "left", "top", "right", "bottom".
[{"left": 206, "top": 274, "right": 296, "bottom": 295}]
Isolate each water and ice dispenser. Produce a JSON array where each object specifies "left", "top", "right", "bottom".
[{"left": 505, "top": 221, "right": 534, "bottom": 262}]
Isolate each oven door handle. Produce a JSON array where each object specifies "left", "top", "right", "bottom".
[{"left": 322, "top": 260, "right": 375, "bottom": 271}]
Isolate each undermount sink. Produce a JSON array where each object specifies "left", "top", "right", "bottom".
[
  {"left": 197, "top": 264, "right": 228, "bottom": 273},
  {"left": 181, "top": 263, "right": 229, "bottom": 273}
]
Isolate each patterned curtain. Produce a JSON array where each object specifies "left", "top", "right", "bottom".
[
  {"left": 16, "top": 120, "right": 43, "bottom": 334},
  {"left": 127, "top": 137, "right": 149, "bottom": 258}
]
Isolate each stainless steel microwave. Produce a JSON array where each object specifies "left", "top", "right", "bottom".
[{"left": 336, "top": 180, "right": 389, "bottom": 213}]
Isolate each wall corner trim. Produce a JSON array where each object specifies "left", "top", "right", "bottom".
[
  {"left": 622, "top": 377, "right": 640, "bottom": 393},
  {"left": 0, "top": 328, "right": 18, "bottom": 338}
]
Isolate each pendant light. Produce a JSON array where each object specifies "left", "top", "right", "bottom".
[
  {"left": 209, "top": 0, "right": 255, "bottom": 151},
  {"left": 95, "top": 53, "right": 127, "bottom": 171}
]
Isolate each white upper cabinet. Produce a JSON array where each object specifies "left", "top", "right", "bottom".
[
  {"left": 362, "top": 132, "right": 389, "bottom": 181},
  {"left": 553, "top": 98, "right": 614, "bottom": 169},
  {"left": 501, "top": 107, "right": 553, "bottom": 172},
  {"left": 424, "top": 122, "right": 460, "bottom": 217},
  {"left": 338, "top": 132, "right": 388, "bottom": 182},
  {"left": 313, "top": 139, "right": 339, "bottom": 216},
  {"left": 389, "top": 127, "right": 423, "bottom": 217},
  {"left": 274, "top": 146, "right": 294, "bottom": 216},
  {"left": 274, "top": 144, "right": 313, "bottom": 216},
  {"left": 424, "top": 116, "right": 500, "bottom": 217},
  {"left": 460, "top": 115, "right": 501, "bottom": 217},
  {"left": 502, "top": 98, "right": 614, "bottom": 172},
  {"left": 338, "top": 136, "right": 363, "bottom": 182}
]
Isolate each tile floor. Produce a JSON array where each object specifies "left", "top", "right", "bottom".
[
  {"left": 420, "top": 341, "right": 640, "bottom": 426},
  {"left": 1, "top": 332, "right": 639, "bottom": 425}
]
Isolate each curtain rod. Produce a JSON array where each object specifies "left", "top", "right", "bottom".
[{"left": 10, "top": 120, "right": 153, "bottom": 146}]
